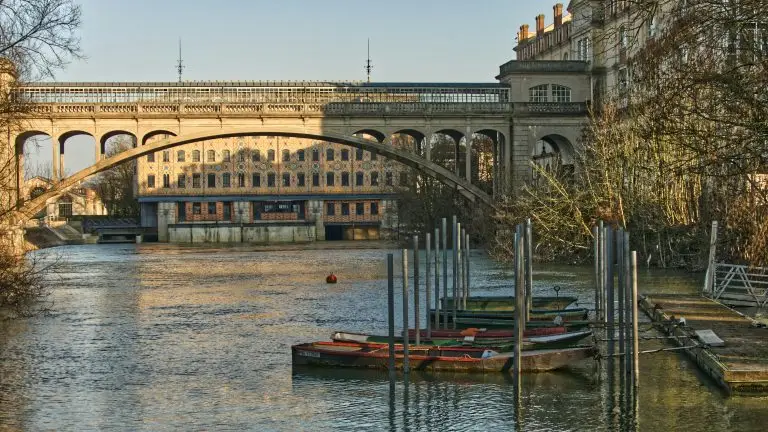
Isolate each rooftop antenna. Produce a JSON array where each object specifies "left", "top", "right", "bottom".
[
  {"left": 176, "top": 39, "right": 184, "bottom": 82},
  {"left": 365, "top": 38, "right": 373, "bottom": 83}
]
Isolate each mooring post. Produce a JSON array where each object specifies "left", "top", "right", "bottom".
[
  {"left": 442, "top": 218, "right": 448, "bottom": 329},
  {"left": 513, "top": 224, "right": 524, "bottom": 399},
  {"left": 453, "top": 219, "right": 460, "bottom": 329},
  {"left": 599, "top": 220, "right": 606, "bottom": 323},
  {"left": 460, "top": 227, "right": 467, "bottom": 309},
  {"left": 434, "top": 227, "right": 441, "bottom": 330},
  {"left": 525, "top": 218, "right": 533, "bottom": 323},
  {"left": 616, "top": 228, "right": 626, "bottom": 383},
  {"left": 606, "top": 227, "right": 615, "bottom": 363},
  {"left": 464, "top": 234, "right": 471, "bottom": 309},
  {"left": 593, "top": 224, "right": 601, "bottom": 322},
  {"left": 402, "top": 248, "right": 410, "bottom": 373},
  {"left": 631, "top": 250, "right": 640, "bottom": 388},
  {"left": 387, "top": 253, "right": 396, "bottom": 372},
  {"left": 426, "top": 232, "right": 432, "bottom": 339},
  {"left": 624, "top": 231, "right": 633, "bottom": 382},
  {"left": 704, "top": 220, "right": 718, "bottom": 295},
  {"left": 413, "top": 235, "right": 420, "bottom": 346}
]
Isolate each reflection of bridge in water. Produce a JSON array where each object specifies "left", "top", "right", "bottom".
[{"left": 6, "top": 61, "right": 591, "bottom": 244}]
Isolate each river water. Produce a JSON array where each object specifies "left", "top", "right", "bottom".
[{"left": 1, "top": 243, "right": 766, "bottom": 431}]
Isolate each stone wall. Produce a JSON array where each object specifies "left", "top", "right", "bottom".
[{"left": 168, "top": 223, "right": 316, "bottom": 244}]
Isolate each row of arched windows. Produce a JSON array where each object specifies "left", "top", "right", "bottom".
[{"left": 147, "top": 148, "right": 377, "bottom": 164}]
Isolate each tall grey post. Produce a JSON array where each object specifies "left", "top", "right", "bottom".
[
  {"left": 631, "top": 251, "right": 640, "bottom": 388},
  {"left": 513, "top": 224, "right": 525, "bottom": 399},
  {"left": 413, "top": 235, "right": 420, "bottom": 346},
  {"left": 402, "top": 248, "right": 410, "bottom": 373},
  {"left": 434, "top": 228, "right": 440, "bottom": 330},
  {"left": 452, "top": 216, "right": 458, "bottom": 329},
  {"left": 465, "top": 232, "right": 471, "bottom": 307},
  {"left": 387, "top": 253, "right": 395, "bottom": 372},
  {"left": 460, "top": 227, "right": 467, "bottom": 309},
  {"left": 605, "top": 227, "right": 615, "bottom": 367},
  {"left": 616, "top": 228, "right": 625, "bottom": 383},
  {"left": 593, "top": 225, "right": 601, "bottom": 321},
  {"left": 442, "top": 218, "right": 448, "bottom": 329},
  {"left": 624, "top": 231, "right": 633, "bottom": 382},
  {"left": 525, "top": 219, "right": 533, "bottom": 323},
  {"left": 425, "top": 232, "right": 432, "bottom": 339}
]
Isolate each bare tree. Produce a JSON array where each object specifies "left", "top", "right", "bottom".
[{"left": 88, "top": 137, "right": 139, "bottom": 217}]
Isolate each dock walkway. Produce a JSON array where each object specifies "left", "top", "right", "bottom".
[{"left": 640, "top": 293, "right": 768, "bottom": 395}]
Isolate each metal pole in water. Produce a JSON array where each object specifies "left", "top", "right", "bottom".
[
  {"left": 387, "top": 253, "right": 395, "bottom": 372},
  {"left": 606, "top": 227, "right": 615, "bottom": 363},
  {"left": 434, "top": 228, "right": 440, "bottom": 331},
  {"left": 631, "top": 250, "right": 640, "bottom": 388},
  {"left": 413, "top": 235, "right": 420, "bottom": 346},
  {"left": 402, "top": 248, "right": 410, "bottom": 373},
  {"left": 426, "top": 232, "right": 432, "bottom": 339},
  {"left": 593, "top": 224, "right": 601, "bottom": 322},
  {"left": 464, "top": 234, "right": 471, "bottom": 309},
  {"left": 442, "top": 218, "right": 448, "bottom": 329},
  {"left": 624, "top": 232, "right": 633, "bottom": 382},
  {"left": 460, "top": 227, "right": 467, "bottom": 309},
  {"left": 616, "top": 228, "right": 626, "bottom": 383},
  {"left": 513, "top": 224, "right": 524, "bottom": 399},
  {"left": 453, "top": 218, "right": 459, "bottom": 329},
  {"left": 599, "top": 221, "right": 606, "bottom": 323},
  {"left": 525, "top": 218, "right": 533, "bottom": 323}
]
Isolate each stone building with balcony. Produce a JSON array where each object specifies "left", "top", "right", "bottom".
[{"left": 137, "top": 133, "right": 399, "bottom": 243}]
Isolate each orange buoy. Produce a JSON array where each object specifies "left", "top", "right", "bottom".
[{"left": 326, "top": 273, "right": 338, "bottom": 284}]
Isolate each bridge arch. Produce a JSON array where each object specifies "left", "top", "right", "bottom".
[
  {"left": 351, "top": 129, "right": 385, "bottom": 143},
  {"left": 141, "top": 130, "right": 177, "bottom": 146},
  {"left": 17, "top": 127, "right": 495, "bottom": 221},
  {"left": 100, "top": 130, "right": 137, "bottom": 156}
]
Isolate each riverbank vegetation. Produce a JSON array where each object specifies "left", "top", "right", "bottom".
[
  {"left": 493, "top": 0, "right": 768, "bottom": 269},
  {"left": 0, "top": 0, "right": 81, "bottom": 317}
]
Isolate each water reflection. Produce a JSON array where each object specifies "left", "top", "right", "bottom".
[{"left": 0, "top": 244, "right": 765, "bottom": 431}]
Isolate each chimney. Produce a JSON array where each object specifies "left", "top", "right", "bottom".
[
  {"left": 536, "top": 14, "right": 545, "bottom": 36},
  {"left": 520, "top": 24, "right": 529, "bottom": 41},
  {"left": 554, "top": 3, "right": 563, "bottom": 27}
]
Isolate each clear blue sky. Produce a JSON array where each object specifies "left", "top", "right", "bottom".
[
  {"left": 29, "top": 0, "right": 560, "bottom": 176},
  {"left": 56, "top": 0, "right": 554, "bottom": 83}
]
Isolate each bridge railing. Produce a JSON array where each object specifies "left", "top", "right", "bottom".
[{"left": 26, "top": 102, "right": 514, "bottom": 117}]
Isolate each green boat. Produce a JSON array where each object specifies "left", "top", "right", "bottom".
[
  {"left": 451, "top": 317, "right": 593, "bottom": 330},
  {"left": 440, "top": 295, "right": 578, "bottom": 312},
  {"left": 430, "top": 307, "right": 590, "bottom": 324}
]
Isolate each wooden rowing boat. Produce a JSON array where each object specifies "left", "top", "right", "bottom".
[
  {"left": 430, "top": 308, "right": 590, "bottom": 323},
  {"left": 331, "top": 329, "right": 594, "bottom": 350},
  {"left": 292, "top": 341, "right": 597, "bottom": 372},
  {"left": 440, "top": 295, "right": 578, "bottom": 312},
  {"left": 451, "top": 317, "right": 592, "bottom": 330}
]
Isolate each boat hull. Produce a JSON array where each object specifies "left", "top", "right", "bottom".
[
  {"left": 292, "top": 342, "right": 597, "bottom": 373},
  {"left": 441, "top": 296, "right": 578, "bottom": 312},
  {"left": 430, "top": 308, "right": 589, "bottom": 323}
]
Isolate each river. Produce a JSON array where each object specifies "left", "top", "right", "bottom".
[{"left": 0, "top": 243, "right": 766, "bottom": 431}]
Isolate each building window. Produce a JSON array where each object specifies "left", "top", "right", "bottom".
[
  {"left": 177, "top": 150, "right": 185, "bottom": 162},
  {"left": 563, "top": 52, "right": 569, "bottom": 60},
  {"left": 371, "top": 172, "right": 379, "bottom": 186},
  {"left": 282, "top": 173, "right": 291, "bottom": 187},
  {"left": 385, "top": 171, "right": 393, "bottom": 186},
  {"left": 252, "top": 149, "right": 261, "bottom": 162},
  {"left": 192, "top": 150, "right": 200, "bottom": 162},
  {"left": 178, "top": 202, "right": 186, "bottom": 221},
  {"left": 326, "top": 202, "right": 336, "bottom": 216},
  {"left": 222, "top": 173, "right": 231, "bottom": 188},
  {"left": 267, "top": 172, "right": 276, "bottom": 187},
  {"left": 529, "top": 84, "right": 548, "bottom": 102},
  {"left": 252, "top": 173, "right": 261, "bottom": 187},
  {"left": 355, "top": 148, "right": 364, "bottom": 161},
  {"left": 237, "top": 173, "right": 245, "bottom": 187},
  {"left": 207, "top": 150, "right": 216, "bottom": 162},
  {"left": 162, "top": 151, "right": 170, "bottom": 162},
  {"left": 223, "top": 150, "right": 231, "bottom": 162},
  {"left": 618, "top": 67, "right": 629, "bottom": 94},
  {"left": 208, "top": 202, "right": 216, "bottom": 215},
  {"left": 619, "top": 25, "right": 628, "bottom": 49},
  {"left": 341, "top": 203, "right": 350, "bottom": 216},
  {"left": 147, "top": 153, "right": 155, "bottom": 163},
  {"left": 297, "top": 149, "right": 305, "bottom": 161},
  {"left": 341, "top": 149, "right": 349, "bottom": 161},
  {"left": 552, "top": 85, "right": 572, "bottom": 102},
  {"left": 177, "top": 174, "right": 186, "bottom": 188},
  {"left": 341, "top": 172, "right": 350, "bottom": 186},
  {"left": 223, "top": 203, "right": 231, "bottom": 221},
  {"left": 312, "top": 172, "right": 320, "bottom": 187},
  {"left": 193, "top": 173, "right": 201, "bottom": 188},
  {"left": 399, "top": 172, "right": 408, "bottom": 186},
  {"left": 193, "top": 202, "right": 201, "bottom": 214},
  {"left": 370, "top": 151, "right": 377, "bottom": 161},
  {"left": 356, "top": 202, "right": 364, "bottom": 215},
  {"left": 371, "top": 202, "right": 379, "bottom": 215},
  {"left": 326, "top": 149, "right": 334, "bottom": 161},
  {"left": 356, "top": 171, "right": 364, "bottom": 186},
  {"left": 238, "top": 151, "right": 245, "bottom": 162},
  {"left": 147, "top": 174, "right": 155, "bottom": 188},
  {"left": 297, "top": 172, "right": 305, "bottom": 187},
  {"left": 268, "top": 149, "right": 275, "bottom": 161},
  {"left": 647, "top": 16, "right": 658, "bottom": 39},
  {"left": 282, "top": 149, "right": 290, "bottom": 162},
  {"left": 312, "top": 149, "right": 319, "bottom": 161},
  {"left": 326, "top": 172, "right": 335, "bottom": 186},
  {"left": 207, "top": 173, "right": 216, "bottom": 188},
  {"left": 162, "top": 173, "right": 170, "bottom": 188}
]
